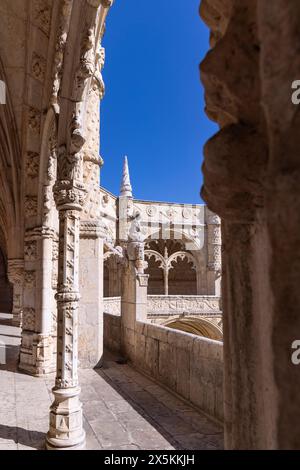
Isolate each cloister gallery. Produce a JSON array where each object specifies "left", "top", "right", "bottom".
[{"left": 0, "top": 0, "right": 300, "bottom": 451}]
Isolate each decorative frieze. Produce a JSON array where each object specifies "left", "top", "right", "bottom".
[{"left": 147, "top": 295, "right": 222, "bottom": 316}]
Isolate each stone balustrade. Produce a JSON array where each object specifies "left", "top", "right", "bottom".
[
  {"left": 103, "top": 313, "right": 223, "bottom": 422},
  {"left": 103, "top": 295, "right": 222, "bottom": 317}
]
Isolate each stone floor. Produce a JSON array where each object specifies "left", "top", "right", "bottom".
[{"left": 0, "top": 314, "right": 223, "bottom": 450}]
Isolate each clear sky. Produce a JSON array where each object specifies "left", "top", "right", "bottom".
[{"left": 100, "top": 0, "right": 218, "bottom": 204}]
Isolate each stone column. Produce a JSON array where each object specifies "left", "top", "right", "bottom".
[
  {"left": 46, "top": 150, "right": 86, "bottom": 449},
  {"left": 206, "top": 210, "right": 222, "bottom": 296},
  {"left": 79, "top": 220, "right": 105, "bottom": 368},
  {"left": 200, "top": 0, "right": 272, "bottom": 449},
  {"left": 34, "top": 227, "right": 56, "bottom": 375},
  {"left": 163, "top": 246, "right": 169, "bottom": 295},
  {"left": 121, "top": 239, "right": 148, "bottom": 361},
  {"left": 7, "top": 259, "right": 24, "bottom": 327}
]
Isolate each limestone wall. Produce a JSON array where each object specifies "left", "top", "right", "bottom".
[
  {"left": 104, "top": 313, "right": 223, "bottom": 422},
  {"left": 104, "top": 312, "right": 121, "bottom": 355}
]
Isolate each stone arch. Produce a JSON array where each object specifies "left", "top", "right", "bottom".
[
  {"left": 144, "top": 249, "right": 165, "bottom": 295},
  {"left": 164, "top": 317, "right": 223, "bottom": 341},
  {"left": 20, "top": 108, "right": 59, "bottom": 374},
  {"left": 0, "top": 56, "right": 22, "bottom": 259},
  {"left": 145, "top": 238, "right": 201, "bottom": 295},
  {"left": 168, "top": 251, "right": 197, "bottom": 295}
]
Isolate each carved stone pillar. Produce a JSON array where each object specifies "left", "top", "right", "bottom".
[
  {"left": 121, "top": 239, "right": 148, "bottom": 361},
  {"left": 46, "top": 195, "right": 86, "bottom": 450},
  {"left": 206, "top": 209, "right": 222, "bottom": 296},
  {"left": 46, "top": 0, "right": 114, "bottom": 450},
  {"left": 46, "top": 135, "right": 87, "bottom": 450},
  {"left": 7, "top": 259, "right": 24, "bottom": 327}
]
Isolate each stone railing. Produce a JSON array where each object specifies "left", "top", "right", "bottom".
[
  {"left": 103, "top": 296, "right": 121, "bottom": 316},
  {"left": 103, "top": 295, "right": 222, "bottom": 318},
  {"left": 103, "top": 313, "right": 224, "bottom": 422},
  {"left": 147, "top": 295, "right": 221, "bottom": 317}
]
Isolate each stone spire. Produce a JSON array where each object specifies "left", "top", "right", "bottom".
[{"left": 120, "top": 155, "right": 133, "bottom": 197}]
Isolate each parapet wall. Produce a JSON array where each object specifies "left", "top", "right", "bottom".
[{"left": 104, "top": 312, "right": 223, "bottom": 422}]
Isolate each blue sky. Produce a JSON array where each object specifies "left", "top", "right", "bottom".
[{"left": 100, "top": 0, "right": 218, "bottom": 204}]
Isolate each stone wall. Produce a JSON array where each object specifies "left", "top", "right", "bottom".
[
  {"left": 104, "top": 313, "right": 223, "bottom": 422},
  {"left": 104, "top": 312, "right": 121, "bottom": 355}
]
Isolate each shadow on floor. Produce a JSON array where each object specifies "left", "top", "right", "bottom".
[
  {"left": 0, "top": 425, "right": 45, "bottom": 450},
  {"left": 92, "top": 350, "right": 223, "bottom": 450},
  {"left": 0, "top": 345, "right": 20, "bottom": 372}
]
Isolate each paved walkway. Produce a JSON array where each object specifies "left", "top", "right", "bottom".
[{"left": 0, "top": 315, "right": 223, "bottom": 450}]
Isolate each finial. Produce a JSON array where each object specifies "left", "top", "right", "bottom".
[{"left": 120, "top": 155, "right": 132, "bottom": 197}]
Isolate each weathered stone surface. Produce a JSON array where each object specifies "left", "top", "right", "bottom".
[{"left": 200, "top": 0, "right": 300, "bottom": 450}]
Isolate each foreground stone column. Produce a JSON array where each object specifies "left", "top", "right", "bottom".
[
  {"left": 7, "top": 259, "right": 24, "bottom": 327},
  {"left": 200, "top": 0, "right": 271, "bottom": 448}
]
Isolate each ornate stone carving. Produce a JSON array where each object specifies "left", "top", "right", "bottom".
[
  {"left": 24, "top": 241, "right": 37, "bottom": 261},
  {"left": 31, "top": 53, "right": 46, "bottom": 82},
  {"left": 103, "top": 296, "right": 121, "bottom": 316},
  {"left": 25, "top": 196, "right": 38, "bottom": 217},
  {"left": 34, "top": 0, "right": 52, "bottom": 35},
  {"left": 182, "top": 207, "right": 192, "bottom": 219},
  {"left": 73, "top": 28, "right": 95, "bottom": 100},
  {"left": 147, "top": 295, "right": 222, "bottom": 316},
  {"left": 26, "top": 152, "right": 39, "bottom": 178},
  {"left": 23, "top": 308, "right": 36, "bottom": 331},
  {"left": 28, "top": 107, "right": 41, "bottom": 134},
  {"left": 50, "top": 0, "right": 73, "bottom": 106},
  {"left": 24, "top": 271, "right": 36, "bottom": 289}
]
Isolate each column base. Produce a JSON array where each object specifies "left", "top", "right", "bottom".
[
  {"left": 19, "top": 332, "right": 55, "bottom": 376},
  {"left": 46, "top": 386, "right": 86, "bottom": 451},
  {"left": 45, "top": 433, "right": 86, "bottom": 450}
]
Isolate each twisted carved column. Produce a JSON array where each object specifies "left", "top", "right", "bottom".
[
  {"left": 7, "top": 259, "right": 24, "bottom": 327},
  {"left": 46, "top": 172, "right": 86, "bottom": 450}
]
